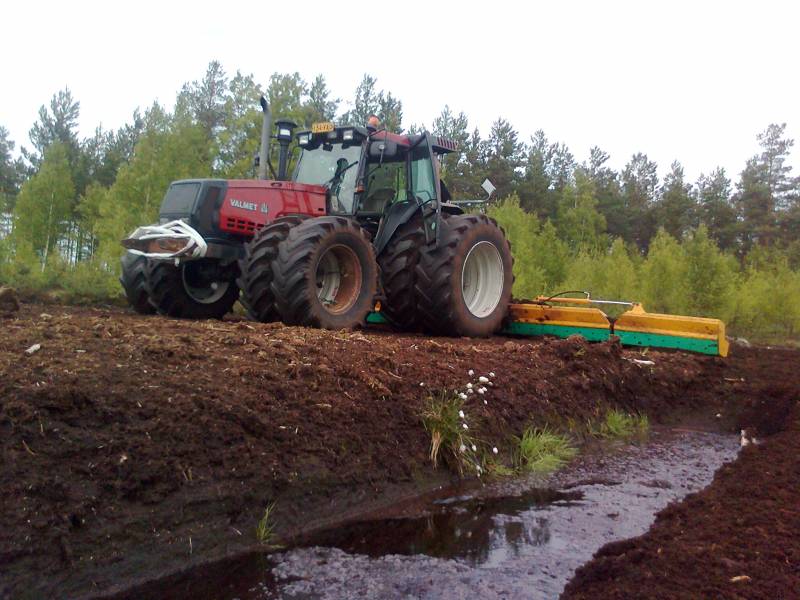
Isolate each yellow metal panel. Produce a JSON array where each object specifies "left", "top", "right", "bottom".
[
  {"left": 508, "top": 303, "right": 610, "bottom": 329},
  {"left": 615, "top": 305, "right": 729, "bottom": 357}
]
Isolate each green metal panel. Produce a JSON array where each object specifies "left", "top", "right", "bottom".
[
  {"left": 615, "top": 331, "right": 719, "bottom": 355},
  {"left": 366, "top": 312, "right": 388, "bottom": 324},
  {"left": 502, "top": 321, "right": 610, "bottom": 342}
]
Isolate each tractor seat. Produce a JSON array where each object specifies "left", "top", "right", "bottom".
[{"left": 361, "top": 188, "right": 395, "bottom": 213}]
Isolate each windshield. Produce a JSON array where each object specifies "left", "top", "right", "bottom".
[{"left": 293, "top": 143, "right": 362, "bottom": 213}]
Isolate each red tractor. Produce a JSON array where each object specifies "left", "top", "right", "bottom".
[{"left": 121, "top": 98, "right": 513, "bottom": 336}]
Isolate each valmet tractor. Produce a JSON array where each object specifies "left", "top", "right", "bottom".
[{"left": 121, "top": 98, "right": 514, "bottom": 336}]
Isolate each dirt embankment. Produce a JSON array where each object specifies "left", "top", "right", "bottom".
[
  {"left": 0, "top": 304, "right": 795, "bottom": 599},
  {"left": 562, "top": 346, "right": 800, "bottom": 600}
]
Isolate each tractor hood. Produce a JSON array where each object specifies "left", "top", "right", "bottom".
[{"left": 158, "top": 178, "right": 327, "bottom": 239}]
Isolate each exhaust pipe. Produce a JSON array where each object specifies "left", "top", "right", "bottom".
[
  {"left": 275, "top": 119, "right": 297, "bottom": 181},
  {"left": 258, "top": 96, "right": 272, "bottom": 180}
]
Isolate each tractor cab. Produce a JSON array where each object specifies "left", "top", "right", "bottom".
[{"left": 292, "top": 122, "right": 458, "bottom": 253}]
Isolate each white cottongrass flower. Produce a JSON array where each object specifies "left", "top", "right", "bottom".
[
  {"left": 492, "top": 447, "right": 498, "bottom": 454},
  {"left": 483, "top": 399, "right": 488, "bottom": 405},
  {"left": 478, "top": 376, "right": 489, "bottom": 383},
  {"left": 459, "top": 410, "right": 465, "bottom": 418},
  {"left": 471, "top": 444, "right": 477, "bottom": 452},
  {"left": 462, "top": 423, "right": 469, "bottom": 430},
  {"left": 467, "top": 389, "right": 474, "bottom": 394},
  {"left": 419, "top": 382, "right": 425, "bottom": 387},
  {"left": 459, "top": 444, "right": 466, "bottom": 453},
  {"left": 466, "top": 383, "right": 473, "bottom": 389},
  {"left": 468, "top": 369, "right": 475, "bottom": 377},
  {"left": 487, "top": 382, "right": 493, "bottom": 386},
  {"left": 489, "top": 372, "right": 496, "bottom": 378},
  {"left": 458, "top": 393, "right": 467, "bottom": 400},
  {"left": 477, "top": 388, "right": 485, "bottom": 395}
]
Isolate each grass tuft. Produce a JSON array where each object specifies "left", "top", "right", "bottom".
[
  {"left": 513, "top": 427, "right": 577, "bottom": 473},
  {"left": 595, "top": 409, "right": 649, "bottom": 440},
  {"left": 421, "top": 393, "right": 481, "bottom": 475},
  {"left": 255, "top": 502, "right": 277, "bottom": 545}
]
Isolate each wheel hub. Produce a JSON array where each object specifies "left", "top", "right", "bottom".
[{"left": 315, "top": 245, "right": 362, "bottom": 314}]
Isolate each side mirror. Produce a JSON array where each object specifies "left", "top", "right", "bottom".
[{"left": 368, "top": 139, "right": 398, "bottom": 161}]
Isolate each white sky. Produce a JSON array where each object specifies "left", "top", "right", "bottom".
[{"left": 3, "top": 0, "right": 798, "bottom": 183}]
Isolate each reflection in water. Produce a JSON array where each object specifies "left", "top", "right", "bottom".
[{"left": 308, "top": 488, "right": 582, "bottom": 565}]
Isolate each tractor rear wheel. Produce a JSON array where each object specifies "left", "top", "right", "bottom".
[
  {"left": 145, "top": 258, "right": 239, "bottom": 319},
  {"left": 271, "top": 216, "right": 377, "bottom": 329},
  {"left": 415, "top": 214, "right": 513, "bottom": 337},
  {"left": 237, "top": 215, "right": 310, "bottom": 322},
  {"left": 377, "top": 215, "right": 425, "bottom": 331},
  {"left": 120, "top": 251, "right": 155, "bottom": 314}
]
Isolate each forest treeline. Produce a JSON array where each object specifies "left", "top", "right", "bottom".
[{"left": 0, "top": 61, "right": 798, "bottom": 339}]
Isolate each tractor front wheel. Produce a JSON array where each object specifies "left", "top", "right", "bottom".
[
  {"left": 145, "top": 258, "right": 239, "bottom": 319},
  {"left": 377, "top": 215, "right": 425, "bottom": 331},
  {"left": 120, "top": 251, "right": 155, "bottom": 314},
  {"left": 415, "top": 214, "right": 513, "bottom": 337},
  {"left": 271, "top": 217, "right": 377, "bottom": 329},
  {"left": 237, "top": 215, "right": 310, "bottom": 322}
]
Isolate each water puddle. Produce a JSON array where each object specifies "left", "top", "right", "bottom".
[{"left": 149, "top": 428, "right": 739, "bottom": 600}]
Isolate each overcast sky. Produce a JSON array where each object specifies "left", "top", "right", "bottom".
[{"left": 4, "top": 0, "right": 798, "bottom": 183}]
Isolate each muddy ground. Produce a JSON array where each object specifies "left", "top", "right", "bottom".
[{"left": 0, "top": 303, "right": 797, "bottom": 599}]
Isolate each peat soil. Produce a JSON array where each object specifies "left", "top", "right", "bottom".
[{"left": 0, "top": 303, "right": 796, "bottom": 598}]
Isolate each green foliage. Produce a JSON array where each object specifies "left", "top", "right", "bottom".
[
  {"left": 513, "top": 427, "right": 577, "bottom": 473},
  {"left": 563, "top": 238, "right": 639, "bottom": 303},
  {"left": 12, "top": 142, "right": 75, "bottom": 270},
  {"left": 593, "top": 410, "right": 649, "bottom": 440},
  {"left": 682, "top": 225, "right": 737, "bottom": 320},
  {"left": 640, "top": 229, "right": 687, "bottom": 313}
]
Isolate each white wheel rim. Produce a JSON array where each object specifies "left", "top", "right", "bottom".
[
  {"left": 461, "top": 240, "right": 504, "bottom": 318},
  {"left": 181, "top": 263, "right": 229, "bottom": 304}
]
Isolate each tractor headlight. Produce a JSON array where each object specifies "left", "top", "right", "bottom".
[
  {"left": 298, "top": 133, "right": 311, "bottom": 146},
  {"left": 342, "top": 129, "right": 354, "bottom": 141}
]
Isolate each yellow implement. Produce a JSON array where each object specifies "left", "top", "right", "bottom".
[{"left": 503, "top": 293, "right": 728, "bottom": 357}]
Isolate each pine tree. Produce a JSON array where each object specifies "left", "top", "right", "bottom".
[
  {"left": 176, "top": 60, "right": 229, "bottom": 139},
  {"left": 1, "top": 126, "right": 24, "bottom": 216},
  {"left": 484, "top": 118, "right": 523, "bottom": 200},
  {"left": 655, "top": 161, "right": 696, "bottom": 240},
  {"left": 696, "top": 168, "right": 737, "bottom": 251},
  {"left": 621, "top": 152, "right": 658, "bottom": 250},
  {"left": 305, "top": 75, "right": 339, "bottom": 124}
]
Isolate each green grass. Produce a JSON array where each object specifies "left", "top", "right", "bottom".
[
  {"left": 513, "top": 427, "right": 578, "bottom": 473},
  {"left": 255, "top": 502, "right": 277, "bottom": 545},
  {"left": 594, "top": 409, "right": 649, "bottom": 440},
  {"left": 421, "top": 393, "right": 481, "bottom": 475}
]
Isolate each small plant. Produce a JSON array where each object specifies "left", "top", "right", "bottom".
[
  {"left": 421, "top": 393, "right": 481, "bottom": 475},
  {"left": 255, "top": 502, "right": 277, "bottom": 545},
  {"left": 513, "top": 427, "right": 577, "bottom": 473},
  {"left": 597, "top": 409, "right": 649, "bottom": 440}
]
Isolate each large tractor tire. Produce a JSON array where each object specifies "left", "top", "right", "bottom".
[
  {"left": 237, "top": 215, "right": 310, "bottom": 322},
  {"left": 120, "top": 251, "right": 155, "bottom": 315},
  {"left": 271, "top": 216, "right": 377, "bottom": 329},
  {"left": 145, "top": 258, "right": 239, "bottom": 319},
  {"left": 415, "top": 214, "right": 513, "bottom": 337},
  {"left": 376, "top": 215, "right": 425, "bottom": 331}
]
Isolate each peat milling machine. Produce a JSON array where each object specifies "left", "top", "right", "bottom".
[{"left": 121, "top": 98, "right": 728, "bottom": 356}]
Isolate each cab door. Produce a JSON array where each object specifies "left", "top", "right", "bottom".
[{"left": 409, "top": 133, "right": 441, "bottom": 245}]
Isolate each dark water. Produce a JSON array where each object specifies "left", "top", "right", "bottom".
[{"left": 150, "top": 429, "right": 739, "bottom": 600}]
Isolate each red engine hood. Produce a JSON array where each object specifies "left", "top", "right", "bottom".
[{"left": 219, "top": 179, "right": 327, "bottom": 237}]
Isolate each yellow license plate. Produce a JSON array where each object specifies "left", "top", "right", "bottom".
[{"left": 311, "top": 122, "right": 335, "bottom": 134}]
